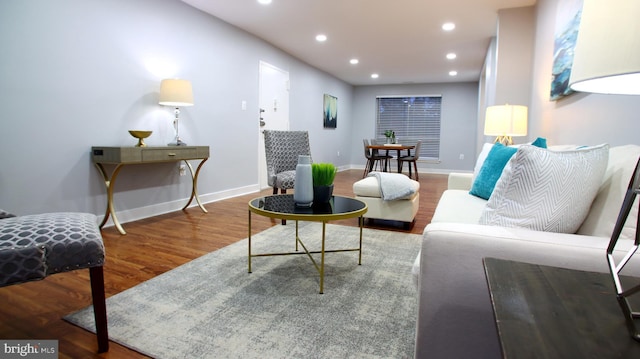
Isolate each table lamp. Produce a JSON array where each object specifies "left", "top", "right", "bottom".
[
  {"left": 569, "top": 0, "right": 640, "bottom": 341},
  {"left": 484, "top": 104, "right": 528, "bottom": 146},
  {"left": 159, "top": 79, "right": 194, "bottom": 146}
]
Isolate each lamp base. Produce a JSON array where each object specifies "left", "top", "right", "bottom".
[
  {"left": 168, "top": 108, "right": 187, "bottom": 146},
  {"left": 494, "top": 135, "right": 513, "bottom": 146},
  {"left": 168, "top": 138, "right": 187, "bottom": 146}
]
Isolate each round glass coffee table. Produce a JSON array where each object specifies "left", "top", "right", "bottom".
[{"left": 248, "top": 194, "right": 367, "bottom": 293}]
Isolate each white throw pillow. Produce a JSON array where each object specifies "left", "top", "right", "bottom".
[
  {"left": 480, "top": 144, "right": 609, "bottom": 233},
  {"left": 577, "top": 144, "right": 640, "bottom": 239}
]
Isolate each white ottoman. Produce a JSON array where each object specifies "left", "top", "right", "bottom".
[{"left": 352, "top": 175, "right": 420, "bottom": 225}]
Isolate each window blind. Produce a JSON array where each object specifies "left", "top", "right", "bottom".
[{"left": 376, "top": 95, "right": 442, "bottom": 160}]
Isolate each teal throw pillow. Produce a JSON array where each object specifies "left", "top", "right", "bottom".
[
  {"left": 469, "top": 144, "right": 517, "bottom": 200},
  {"left": 531, "top": 137, "right": 547, "bottom": 148},
  {"left": 470, "top": 140, "right": 547, "bottom": 200}
]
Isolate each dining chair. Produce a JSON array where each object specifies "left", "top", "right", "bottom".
[
  {"left": 263, "top": 130, "right": 312, "bottom": 195},
  {"left": 373, "top": 138, "right": 395, "bottom": 169},
  {"left": 398, "top": 140, "right": 422, "bottom": 180},
  {"left": 363, "top": 139, "right": 390, "bottom": 177}
]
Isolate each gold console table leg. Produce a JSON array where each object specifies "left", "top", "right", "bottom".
[
  {"left": 94, "top": 158, "right": 208, "bottom": 235},
  {"left": 182, "top": 158, "right": 208, "bottom": 212},
  {"left": 94, "top": 163, "right": 127, "bottom": 235}
]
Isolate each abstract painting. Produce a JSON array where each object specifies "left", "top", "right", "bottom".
[
  {"left": 323, "top": 94, "right": 337, "bottom": 128},
  {"left": 550, "top": 0, "right": 583, "bottom": 101}
]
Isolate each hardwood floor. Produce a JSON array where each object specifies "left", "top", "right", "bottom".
[{"left": 0, "top": 169, "right": 447, "bottom": 358}]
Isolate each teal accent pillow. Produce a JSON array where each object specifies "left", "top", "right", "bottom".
[
  {"left": 469, "top": 144, "right": 517, "bottom": 200},
  {"left": 531, "top": 137, "right": 547, "bottom": 148}
]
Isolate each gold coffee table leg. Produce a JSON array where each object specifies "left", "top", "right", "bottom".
[
  {"left": 319, "top": 221, "right": 327, "bottom": 294},
  {"left": 358, "top": 216, "right": 364, "bottom": 265},
  {"left": 295, "top": 220, "right": 300, "bottom": 251},
  {"left": 248, "top": 210, "right": 252, "bottom": 273}
]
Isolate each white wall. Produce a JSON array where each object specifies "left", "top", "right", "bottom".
[
  {"left": 494, "top": 6, "right": 535, "bottom": 106},
  {"left": 0, "top": 0, "right": 352, "bottom": 220},
  {"left": 350, "top": 83, "right": 479, "bottom": 173},
  {"left": 479, "top": 0, "right": 640, "bottom": 152},
  {"left": 3, "top": 0, "right": 638, "bottom": 222},
  {"left": 529, "top": 0, "right": 640, "bottom": 146},
  {"left": 479, "top": 7, "right": 536, "bottom": 149}
]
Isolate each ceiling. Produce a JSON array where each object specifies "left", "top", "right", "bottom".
[{"left": 181, "top": 0, "right": 536, "bottom": 86}]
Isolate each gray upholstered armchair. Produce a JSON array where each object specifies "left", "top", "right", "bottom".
[
  {"left": 0, "top": 210, "right": 109, "bottom": 352},
  {"left": 263, "top": 130, "right": 312, "bottom": 195}
]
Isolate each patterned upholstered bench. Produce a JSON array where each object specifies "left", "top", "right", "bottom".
[{"left": 0, "top": 211, "right": 109, "bottom": 352}]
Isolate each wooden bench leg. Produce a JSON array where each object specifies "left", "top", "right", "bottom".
[{"left": 90, "top": 266, "right": 109, "bottom": 353}]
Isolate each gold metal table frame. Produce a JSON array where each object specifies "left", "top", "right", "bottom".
[
  {"left": 92, "top": 146, "right": 209, "bottom": 235},
  {"left": 248, "top": 195, "right": 367, "bottom": 294}
]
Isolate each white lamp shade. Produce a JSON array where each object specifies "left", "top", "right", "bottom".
[
  {"left": 484, "top": 105, "right": 528, "bottom": 137},
  {"left": 569, "top": 0, "right": 640, "bottom": 95},
  {"left": 159, "top": 79, "right": 194, "bottom": 106}
]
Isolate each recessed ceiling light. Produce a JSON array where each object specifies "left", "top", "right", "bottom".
[
  {"left": 446, "top": 53, "right": 457, "bottom": 60},
  {"left": 315, "top": 34, "right": 327, "bottom": 42},
  {"left": 371, "top": 73, "right": 379, "bottom": 79},
  {"left": 449, "top": 70, "right": 458, "bottom": 76},
  {"left": 350, "top": 58, "right": 359, "bottom": 65},
  {"left": 257, "top": 0, "right": 272, "bottom": 4},
  {"left": 442, "top": 22, "right": 456, "bottom": 31}
]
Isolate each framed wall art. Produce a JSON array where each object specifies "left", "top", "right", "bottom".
[
  {"left": 550, "top": 0, "right": 583, "bottom": 101},
  {"left": 323, "top": 94, "right": 337, "bottom": 128}
]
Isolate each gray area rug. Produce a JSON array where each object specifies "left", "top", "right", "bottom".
[{"left": 65, "top": 222, "right": 421, "bottom": 358}]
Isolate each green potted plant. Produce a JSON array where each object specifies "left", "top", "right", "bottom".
[
  {"left": 312, "top": 163, "right": 337, "bottom": 204},
  {"left": 384, "top": 130, "right": 396, "bottom": 144}
]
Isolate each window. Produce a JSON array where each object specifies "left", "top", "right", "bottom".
[{"left": 376, "top": 95, "right": 442, "bottom": 160}]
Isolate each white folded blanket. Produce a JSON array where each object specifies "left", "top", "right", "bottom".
[{"left": 367, "top": 172, "right": 417, "bottom": 200}]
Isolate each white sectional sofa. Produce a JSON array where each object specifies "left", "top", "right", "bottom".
[{"left": 414, "top": 144, "right": 640, "bottom": 358}]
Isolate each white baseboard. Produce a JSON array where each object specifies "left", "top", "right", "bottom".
[
  {"left": 100, "top": 165, "right": 466, "bottom": 228},
  {"left": 99, "top": 184, "right": 260, "bottom": 228}
]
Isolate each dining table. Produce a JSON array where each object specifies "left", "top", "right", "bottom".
[{"left": 366, "top": 143, "right": 415, "bottom": 173}]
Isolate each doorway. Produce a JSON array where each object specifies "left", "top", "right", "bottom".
[{"left": 258, "top": 61, "right": 290, "bottom": 189}]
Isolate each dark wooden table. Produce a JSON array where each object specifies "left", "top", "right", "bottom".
[
  {"left": 367, "top": 144, "right": 414, "bottom": 173},
  {"left": 484, "top": 257, "right": 640, "bottom": 358}
]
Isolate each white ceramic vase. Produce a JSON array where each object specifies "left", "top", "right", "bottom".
[{"left": 293, "top": 155, "right": 313, "bottom": 207}]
